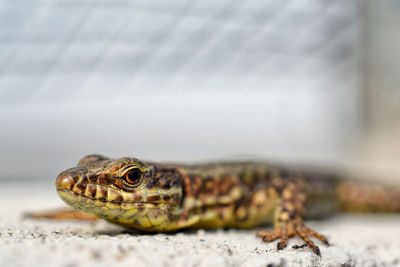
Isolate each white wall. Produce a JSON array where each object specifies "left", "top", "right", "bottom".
[{"left": 0, "top": 0, "right": 362, "bottom": 181}]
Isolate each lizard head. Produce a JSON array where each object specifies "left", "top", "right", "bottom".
[{"left": 56, "top": 155, "right": 184, "bottom": 231}]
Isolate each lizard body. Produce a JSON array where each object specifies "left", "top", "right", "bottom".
[{"left": 51, "top": 155, "right": 400, "bottom": 256}]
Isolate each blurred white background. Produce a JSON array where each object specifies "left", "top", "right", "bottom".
[{"left": 0, "top": 0, "right": 398, "bottom": 182}]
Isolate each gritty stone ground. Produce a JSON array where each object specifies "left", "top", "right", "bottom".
[{"left": 1, "top": 183, "right": 399, "bottom": 267}]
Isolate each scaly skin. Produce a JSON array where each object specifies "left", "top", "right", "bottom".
[
  {"left": 55, "top": 155, "right": 347, "bottom": 255},
  {"left": 24, "top": 154, "right": 398, "bottom": 256}
]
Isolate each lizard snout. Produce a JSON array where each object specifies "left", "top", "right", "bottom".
[{"left": 56, "top": 171, "right": 75, "bottom": 191}]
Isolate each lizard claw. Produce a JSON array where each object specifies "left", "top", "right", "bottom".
[
  {"left": 257, "top": 222, "right": 328, "bottom": 256},
  {"left": 312, "top": 246, "right": 321, "bottom": 257}
]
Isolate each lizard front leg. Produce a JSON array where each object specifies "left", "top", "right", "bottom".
[
  {"left": 257, "top": 178, "right": 329, "bottom": 256},
  {"left": 24, "top": 208, "right": 98, "bottom": 221}
]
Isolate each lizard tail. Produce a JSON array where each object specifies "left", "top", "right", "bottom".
[{"left": 337, "top": 181, "right": 400, "bottom": 213}]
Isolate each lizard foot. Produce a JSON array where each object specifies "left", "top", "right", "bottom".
[
  {"left": 257, "top": 222, "right": 329, "bottom": 256},
  {"left": 24, "top": 208, "right": 98, "bottom": 221}
]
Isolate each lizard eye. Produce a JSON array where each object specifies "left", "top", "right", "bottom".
[{"left": 124, "top": 168, "right": 142, "bottom": 186}]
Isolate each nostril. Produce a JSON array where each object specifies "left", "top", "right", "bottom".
[{"left": 56, "top": 173, "right": 74, "bottom": 190}]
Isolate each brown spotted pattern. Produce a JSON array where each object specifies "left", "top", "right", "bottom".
[{"left": 179, "top": 164, "right": 337, "bottom": 255}]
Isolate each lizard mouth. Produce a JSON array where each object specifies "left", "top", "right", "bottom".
[
  {"left": 56, "top": 171, "right": 164, "bottom": 207},
  {"left": 56, "top": 188, "right": 172, "bottom": 231},
  {"left": 57, "top": 189, "right": 162, "bottom": 208}
]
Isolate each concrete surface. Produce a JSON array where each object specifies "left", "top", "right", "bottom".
[{"left": 1, "top": 183, "right": 399, "bottom": 267}]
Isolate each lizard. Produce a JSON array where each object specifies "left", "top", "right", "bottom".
[{"left": 27, "top": 154, "right": 400, "bottom": 256}]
